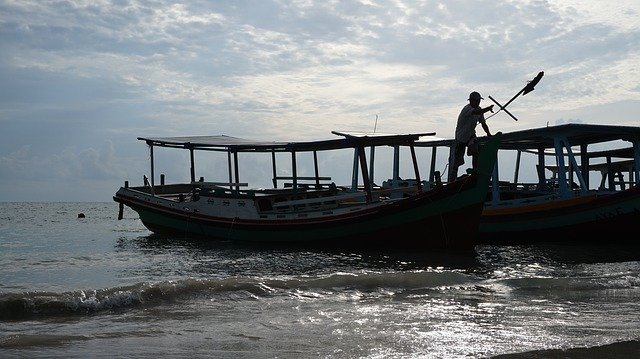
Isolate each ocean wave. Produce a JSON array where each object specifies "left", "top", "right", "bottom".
[
  {"left": 492, "top": 271, "right": 640, "bottom": 292},
  {"left": 2, "top": 269, "right": 638, "bottom": 320},
  {"left": 0, "top": 333, "right": 90, "bottom": 349},
  {"left": 0, "top": 270, "right": 477, "bottom": 320}
]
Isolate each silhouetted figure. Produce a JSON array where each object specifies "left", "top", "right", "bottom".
[{"left": 448, "top": 91, "right": 493, "bottom": 182}]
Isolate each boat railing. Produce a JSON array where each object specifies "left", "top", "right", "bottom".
[
  {"left": 254, "top": 188, "right": 365, "bottom": 213},
  {"left": 192, "top": 181, "right": 249, "bottom": 189},
  {"left": 271, "top": 192, "right": 366, "bottom": 208},
  {"left": 128, "top": 183, "right": 193, "bottom": 195},
  {"left": 543, "top": 159, "right": 636, "bottom": 191},
  {"left": 191, "top": 181, "right": 252, "bottom": 198},
  {"left": 489, "top": 181, "right": 558, "bottom": 202},
  {"left": 121, "top": 183, "right": 196, "bottom": 202},
  {"left": 377, "top": 178, "right": 430, "bottom": 199},
  {"left": 275, "top": 176, "right": 334, "bottom": 190}
]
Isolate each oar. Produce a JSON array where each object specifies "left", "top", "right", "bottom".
[{"left": 486, "top": 71, "right": 544, "bottom": 121}]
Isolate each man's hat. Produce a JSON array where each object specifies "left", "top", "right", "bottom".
[{"left": 468, "top": 91, "right": 483, "bottom": 101}]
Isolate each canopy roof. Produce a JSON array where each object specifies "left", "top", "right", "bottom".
[
  {"left": 486, "top": 124, "right": 640, "bottom": 150},
  {"left": 138, "top": 132, "right": 437, "bottom": 152},
  {"left": 416, "top": 124, "right": 640, "bottom": 152}
]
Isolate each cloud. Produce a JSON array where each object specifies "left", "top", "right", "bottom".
[
  {"left": 0, "top": 0, "right": 639, "bottom": 201},
  {"left": 0, "top": 140, "right": 126, "bottom": 180}
]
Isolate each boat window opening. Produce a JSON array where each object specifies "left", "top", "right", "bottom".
[
  {"left": 273, "top": 197, "right": 290, "bottom": 211},
  {"left": 257, "top": 199, "right": 273, "bottom": 212},
  {"left": 292, "top": 196, "right": 305, "bottom": 210}
]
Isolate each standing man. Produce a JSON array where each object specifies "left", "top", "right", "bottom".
[{"left": 448, "top": 91, "right": 494, "bottom": 182}]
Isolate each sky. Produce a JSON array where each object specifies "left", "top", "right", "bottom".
[{"left": 1, "top": 0, "right": 639, "bottom": 202}]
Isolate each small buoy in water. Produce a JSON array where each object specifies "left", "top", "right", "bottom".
[{"left": 77, "top": 213, "right": 85, "bottom": 218}]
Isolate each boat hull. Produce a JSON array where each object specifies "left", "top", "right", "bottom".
[
  {"left": 115, "top": 175, "right": 485, "bottom": 250},
  {"left": 479, "top": 185, "right": 640, "bottom": 244}
]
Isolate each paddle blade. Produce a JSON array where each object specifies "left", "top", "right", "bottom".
[{"left": 522, "top": 71, "right": 544, "bottom": 95}]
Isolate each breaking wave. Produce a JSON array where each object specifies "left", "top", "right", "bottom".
[{"left": 1, "top": 269, "right": 638, "bottom": 320}]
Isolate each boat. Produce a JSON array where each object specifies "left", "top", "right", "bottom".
[
  {"left": 415, "top": 123, "right": 640, "bottom": 244},
  {"left": 113, "top": 131, "right": 502, "bottom": 249}
]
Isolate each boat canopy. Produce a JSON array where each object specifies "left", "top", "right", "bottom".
[
  {"left": 414, "top": 124, "right": 640, "bottom": 151},
  {"left": 484, "top": 124, "right": 640, "bottom": 151},
  {"left": 138, "top": 132, "right": 437, "bottom": 153}
]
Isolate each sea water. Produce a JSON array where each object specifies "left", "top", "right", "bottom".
[{"left": 0, "top": 202, "right": 639, "bottom": 358}]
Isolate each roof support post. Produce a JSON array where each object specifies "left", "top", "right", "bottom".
[
  {"left": 351, "top": 149, "right": 359, "bottom": 190},
  {"left": 313, "top": 151, "right": 320, "bottom": 189},
  {"left": 392, "top": 145, "right": 400, "bottom": 180},
  {"left": 633, "top": 139, "right": 640, "bottom": 185},
  {"left": 227, "top": 151, "right": 233, "bottom": 188},
  {"left": 233, "top": 150, "right": 240, "bottom": 191},
  {"left": 357, "top": 146, "right": 372, "bottom": 202},
  {"left": 580, "top": 144, "right": 589, "bottom": 189},
  {"left": 149, "top": 143, "right": 155, "bottom": 195},
  {"left": 513, "top": 150, "right": 521, "bottom": 184},
  {"left": 271, "top": 151, "right": 278, "bottom": 188},
  {"left": 553, "top": 137, "right": 569, "bottom": 197},
  {"left": 189, "top": 146, "right": 195, "bottom": 183},
  {"left": 428, "top": 146, "right": 437, "bottom": 185},
  {"left": 409, "top": 144, "right": 422, "bottom": 191},
  {"left": 606, "top": 156, "right": 614, "bottom": 190},
  {"left": 368, "top": 146, "right": 376, "bottom": 187},
  {"left": 536, "top": 147, "right": 546, "bottom": 190},
  {"left": 291, "top": 151, "right": 297, "bottom": 190}
]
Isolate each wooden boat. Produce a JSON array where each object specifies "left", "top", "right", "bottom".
[
  {"left": 415, "top": 124, "right": 640, "bottom": 244},
  {"left": 113, "top": 131, "right": 502, "bottom": 249}
]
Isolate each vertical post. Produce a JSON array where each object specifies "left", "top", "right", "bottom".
[
  {"left": 368, "top": 146, "right": 376, "bottom": 187},
  {"left": 149, "top": 143, "right": 155, "bottom": 195},
  {"left": 606, "top": 155, "right": 614, "bottom": 190},
  {"left": 233, "top": 151, "right": 240, "bottom": 191},
  {"left": 580, "top": 144, "right": 589, "bottom": 189},
  {"left": 447, "top": 142, "right": 456, "bottom": 183},
  {"left": 160, "top": 174, "right": 165, "bottom": 186},
  {"left": 428, "top": 146, "right": 437, "bottom": 184},
  {"left": 357, "top": 146, "right": 371, "bottom": 202},
  {"left": 291, "top": 151, "right": 297, "bottom": 190},
  {"left": 513, "top": 150, "right": 521, "bottom": 185},
  {"left": 313, "top": 150, "right": 320, "bottom": 188},
  {"left": 409, "top": 144, "right": 422, "bottom": 191},
  {"left": 189, "top": 147, "right": 195, "bottom": 183},
  {"left": 351, "top": 149, "right": 359, "bottom": 190},
  {"left": 491, "top": 160, "right": 499, "bottom": 205},
  {"left": 271, "top": 150, "right": 278, "bottom": 188},
  {"left": 633, "top": 139, "right": 640, "bottom": 185},
  {"left": 392, "top": 145, "right": 400, "bottom": 180},
  {"left": 563, "top": 140, "right": 587, "bottom": 193},
  {"left": 554, "top": 137, "right": 569, "bottom": 197},
  {"left": 227, "top": 150, "right": 233, "bottom": 187},
  {"left": 536, "top": 147, "right": 546, "bottom": 189}
]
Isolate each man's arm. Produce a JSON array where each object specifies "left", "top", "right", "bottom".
[
  {"left": 480, "top": 120, "right": 491, "bottom": 136},
  {"left": 472, "top": 105, "right": 494, "bottom": 115},
  {"left": 474, "top": 105, "right": 493, "bottom": 136}
]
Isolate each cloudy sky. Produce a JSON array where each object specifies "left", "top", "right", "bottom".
[{"left": 1, "top": 0, "right": 639, "bottom": 202}]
